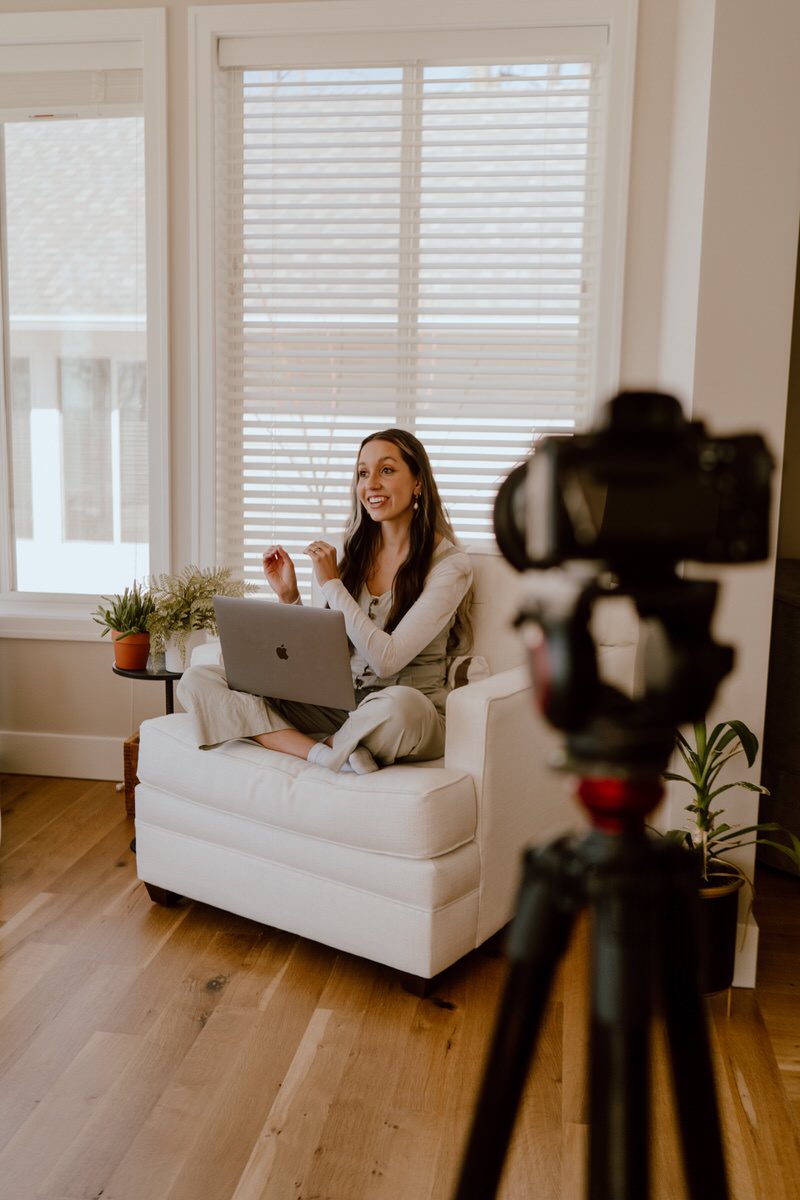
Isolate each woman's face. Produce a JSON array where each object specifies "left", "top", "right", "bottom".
[{"left": 356, "top": 439, "right": 419, "bottom": 526}]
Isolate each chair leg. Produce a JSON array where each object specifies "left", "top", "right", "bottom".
[
  {"left": 399, "top": 929, "right": 511, "bottom": 998},
  {"left": 399, "top": 971, "right": 437, "bottom": 997},
  {"left": 144, "top": 881, "right": 182, "bottom": 907},
  {"left": 482, "top": 923, "right": 511, "bottom": 958}
]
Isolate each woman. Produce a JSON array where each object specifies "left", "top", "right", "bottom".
[{"left": 178, "top": 429, "right": 473, "bottom": 774}]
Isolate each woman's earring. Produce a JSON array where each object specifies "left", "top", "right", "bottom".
[{"left": 413, "top": 493, "right": 420, "bottom": 512}]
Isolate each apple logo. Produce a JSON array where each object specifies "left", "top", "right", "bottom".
[{"left": 275, "top": 643, "right": 289, "bottom": 661}]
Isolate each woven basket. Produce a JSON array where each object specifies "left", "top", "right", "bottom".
[{"left": 123, "top": 733, "right": 140, "bottom": 817}]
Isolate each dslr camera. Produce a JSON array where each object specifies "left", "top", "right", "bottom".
[
  {"left": 494, "top": 391, "right": 773, "bottom": 575},
  {"left": 492, "top": 391, "right": 774, "bottom": 769}
]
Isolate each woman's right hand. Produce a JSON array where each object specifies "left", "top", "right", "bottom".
[{"left": 262, "top": 545, "right": 300, "bottom": 603}]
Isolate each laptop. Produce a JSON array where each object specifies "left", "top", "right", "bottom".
[{"left": 213, "top": 595, "right": 356, "bottom": 711}]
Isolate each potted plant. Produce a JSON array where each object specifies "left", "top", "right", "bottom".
[
  {"left": 147, "top": 564, "right": 257, "bottom": 670},
  {"left": 92, "top": 581, "right": 155, "bottom": 671},
  {"left": 663, "top": 719, "right": 800, "bottom": 992}
]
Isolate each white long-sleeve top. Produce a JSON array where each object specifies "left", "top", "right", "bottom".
[{"left": 320, "top": 539, "right": 472, "bottom": 709}]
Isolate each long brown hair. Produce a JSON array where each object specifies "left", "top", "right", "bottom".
[{"left": 339, "top": 429, "right": 472, "bottom": 652}]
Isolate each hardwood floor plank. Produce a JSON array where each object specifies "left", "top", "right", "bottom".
[
  {"left": 0, "top": 938, "right": 70, "bottom": 1023},
  {"left": 428, "top": 954, "right": 510, "bottom": 1196},
  {"left": 71, "top": 876, "right": 190, "bottom": 968},
  {"left": 99, "top": 1008, "right": 260, "bottom": 1200},
  {"left": 389, "top": 980, "right": 464, "bottom": 1116},
  {"left": 162, "top": 939, "right": 339, "bottom": 1200},
  {"left": 0, "top": 891, "right": 77, "bottom": 956},
  {"left": 0, "top": 772, "right": 41, "bottom": 811},
  {"left": 289, "top": 972, "right": 414, "bottom": 1200},
  {"left": 0, "top": 947, "right": 104, "bottom": 1080},
  {"left": 231, "top": 1007, "right": 350, "bottom": 1200},
  {"left": 98, "top": 906, "right": 249, "bottom": 1038},
  {"left": 0, "top": 958, "right": 139, "bottom": 1149},
  {"left": 0, "top": 777, "right": 94, "bottom": 861},
  {"left": 709, "top": 988, "right": 800, "bottom": 1200},
  {"left": 0, "top": 775, "right": 798, "bottom": 1200},
  {"left": 40, "top": 921, "right": 276, "bottom": 1198},
  {"left": 0, "top": 782, "right": 125, "bottom": 920},
  {"left": 365, "top": 1106, "right": 446, "bottom": 1200},
  {"left": 0, "top": 1030, "right": 140, "bottom": 1197},
  {"left": 502, "top": 1000, "right": 563, "bottom": 1200},
  {"left": 96, "top": 929, "right": 318, "bottom": 1199},
  {"left": 753, "top": 866, "right": 800, "bottom": 1127}
]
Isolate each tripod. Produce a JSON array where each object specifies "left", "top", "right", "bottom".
[
  {"left": 475, "top": 391, "right": 773, "bottom": 1199},
  {"left": 452, "top": 775, "right": 729, "bottom": 1200}
]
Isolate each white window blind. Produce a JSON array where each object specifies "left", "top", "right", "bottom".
[
  {"left": 214, "top": 25, "right": 610, "bottom": 594},
  {"left": 0, "top": 70, "right": 142, "bottom": 116},
  {"left": 0, "top": 40, "right": 142, "bottom": 117}
]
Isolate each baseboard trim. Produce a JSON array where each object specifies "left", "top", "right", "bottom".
[{"left": 0, "top": 730, "right": 125, "bottom": 781}]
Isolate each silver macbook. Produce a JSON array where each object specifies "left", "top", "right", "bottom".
[{"left": 213, "top": 596, "right": 356, "bottom": 711}]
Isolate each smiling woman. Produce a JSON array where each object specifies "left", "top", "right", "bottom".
[{"left": 177, "top": 428, "right": 474, "bottom": 776}]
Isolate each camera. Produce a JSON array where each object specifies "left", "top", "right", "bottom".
[
  {"left": 452, "top": 392, "right": 774, "bottom": 1200},
  {"left": 494, "top": 391, "right": 773, "bottom": 573}
]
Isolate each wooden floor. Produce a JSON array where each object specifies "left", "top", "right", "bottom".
[{"left": 1, "top": 773, "right": 798, "bottom": 1200}]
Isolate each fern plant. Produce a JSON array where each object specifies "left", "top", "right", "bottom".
[
  {"left": 664, "top": 719, "right": 800, "bottom": 883},
  {"left": 147, "top": 564, "right": 257, "bottom": 660}
]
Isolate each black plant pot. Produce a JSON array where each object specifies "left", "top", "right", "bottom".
[{"left": 698, "top": 874, "right": 745, "bottom": 994}]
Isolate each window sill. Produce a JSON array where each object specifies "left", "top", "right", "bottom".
[{"left": 0, "top": 595, "right": 99, "bottom": 641}]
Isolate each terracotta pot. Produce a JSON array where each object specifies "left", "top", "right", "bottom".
[
  {"left": 698, "top": 872, "right": 745, "bottom": 993},
  {"left": 112, "top": 631, "right": 151, "bottom": 671}
]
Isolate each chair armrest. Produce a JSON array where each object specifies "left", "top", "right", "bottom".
[
  {"left": 444, "top": 666, "right": 537, "bottom": 779},
  {"left": 191, "top": 637, "right": 222, "bottom": 667},
  {"left": 445, "top": 666, "right": 583, "bottom": 945}
]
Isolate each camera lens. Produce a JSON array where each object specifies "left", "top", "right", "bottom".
[{"left": 493, "top": 462, "right": 530, "bottom": 572}]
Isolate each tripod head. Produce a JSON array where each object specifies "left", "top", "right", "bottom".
[{"left": 514, "top": 565, "right": 734, "bottom": 828}]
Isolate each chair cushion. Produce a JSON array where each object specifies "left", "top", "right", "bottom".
[{"left": 137, "top": 714, "right": 478, "bottom": 860}]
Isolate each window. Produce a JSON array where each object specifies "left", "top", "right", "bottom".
[
  {"left": 193, "top": 1, "right": 635, "bottom": 595},
  {"left": 60, "top": 357, "right": 114, "bottom": 544},
  {"left": 0, "top": 10, "right": 167, "bottom": 632},
  {"left": 9, "top": 357, "right": 32, "bottom": 540}
]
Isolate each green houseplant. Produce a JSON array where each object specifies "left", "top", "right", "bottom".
[
  {"left": 664, "top": 719, "right": 800, "bottom": 882},
  {"left": 147, "top": 564, "right": 257, "bottom": 669},
  {"left": 92, "top": 581, "right": 156, "bottom": 671},
  {"left": 663, "top": 719, "right": 800, "bottom": 992}
]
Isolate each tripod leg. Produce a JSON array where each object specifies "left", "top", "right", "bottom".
[
  {"left": 658, "top": 846, "right": 729, "bottom": 1200},
  {"left": 452, "top": 839, "right": 583, "bottom": 1200},
  {"left": 585, "top": 833, "right": 656, "bottom": 1200}
]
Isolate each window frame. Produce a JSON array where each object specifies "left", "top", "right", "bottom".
[
  {"left": 0, "top": 8, "right": 168, "bottom": 640},
  {"left": 189, "top": 0, "right": 637, "bottom": 567}
]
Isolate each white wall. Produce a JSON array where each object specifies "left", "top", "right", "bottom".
[
  {"left": 1, "top": 0, "right": 799, "bottom": 800},
  {"left": 622, "top": 0, "right": 800, "bottom": 985},
  {"left": 625, "top": 0, "right": 800, "bottom": 774}
]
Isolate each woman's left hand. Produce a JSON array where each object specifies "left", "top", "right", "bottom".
[{"left": 305, "top": 540, "right": 339, "bottom": 586}]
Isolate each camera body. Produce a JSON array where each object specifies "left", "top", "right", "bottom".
[{"left": 495, "top": 392, "right": 773, "bottom": 573}]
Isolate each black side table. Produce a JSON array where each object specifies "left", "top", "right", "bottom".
[
  {"left": 113, "top": 664, "right": 183, "bottom": 851},
  {"left": 112, "top": 664, "right": 182, "bottom": 714}
]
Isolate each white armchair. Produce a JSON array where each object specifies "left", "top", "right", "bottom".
[{"left": 134, "top": 548, "right": 636, "bottom": 985}]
